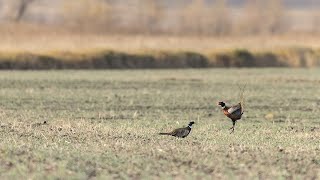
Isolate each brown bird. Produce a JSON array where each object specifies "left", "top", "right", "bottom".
[
  {"left": 218, "top": 101, "right": 243, "bottom": 133},
  {"left": 159, "top": 121, "right": 195, "bottom": 138}
]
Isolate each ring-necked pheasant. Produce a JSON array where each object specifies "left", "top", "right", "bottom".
[
  {"left": 218, "top": 102, "right": 243, "bottom": 133},
  {"left": 159, "top": 121, "right": 195, "bottom": 138}
]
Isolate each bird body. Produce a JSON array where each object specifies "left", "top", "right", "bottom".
[
  {"left": 218, "top": 102, "right": 243, "bottom": 133},
  {"left": 222, "top": 103, "right": 243, "bottom": 120},
  {"left": 159, "top": 121, "right": 194, "bottom": 138}
]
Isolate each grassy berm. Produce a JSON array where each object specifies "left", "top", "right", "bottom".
[{"left": 0, "top": 69, "right": 319, "bottom": 179}]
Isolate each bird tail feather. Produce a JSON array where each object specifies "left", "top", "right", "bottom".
[
  {"left": 159, "top": 132, "right": 171, "bottom": 135},
  {"left": 237, "top": 84, "right": 246, "bottom": 114}
]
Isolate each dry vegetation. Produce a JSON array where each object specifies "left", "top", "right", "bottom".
[
  {"left": 0, "top": 0, "right": 319, "bottom": 68},
  {"left": 0, "top": 27, "right": 320, "bottom": 69},
  {"left": 0, "top": 1, "right": 319, "bottom": 178},
  {"left": 0, "top": 69, "right": 319, "bottom": 179},
  {"left": 58, "top": 0, "right": 320, "bottom": 35}
]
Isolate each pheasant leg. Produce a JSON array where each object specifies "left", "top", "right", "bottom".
[
  {"left": 229, "top": 120, "right": 236, "bottom": 134},
  {"left": 229, "top": 127, "right": 234, "bottom": 134}
]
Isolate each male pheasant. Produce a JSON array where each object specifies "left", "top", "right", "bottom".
[
  {"left": 159, "top": 121, "right": 195, "bottom": 138},
  {"left": 218, "top": 102, "right": 243, "bottom": 133}
]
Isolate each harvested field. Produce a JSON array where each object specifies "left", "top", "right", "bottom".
[{"left": 0, "top": 69, "right": 319, "bottom": 179}]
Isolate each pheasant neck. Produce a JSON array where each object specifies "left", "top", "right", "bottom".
[{"left": 222, "top": 106, "right": 229, "bottom": 110}]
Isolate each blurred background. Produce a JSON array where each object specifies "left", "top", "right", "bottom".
[
  {"left": 1, "top": 0, "right": 320, "bottom": 35},
  {"left": 0, "top": 0, "right": 320, "bottom": 68}
]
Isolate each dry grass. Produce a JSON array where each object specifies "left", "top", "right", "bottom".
[
  {"left": 0, "top": 69, "right": 320, "bottom": 179},
  {"left": 1, "top": 25, "right": 320, "bottom": 53},
  {"left": 0, "top": 24, "right": 320, "bottom": 68}
]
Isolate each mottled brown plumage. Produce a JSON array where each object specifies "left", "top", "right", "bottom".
[{"left": 159, "top": 121, "right": 195, "bottom": 138}]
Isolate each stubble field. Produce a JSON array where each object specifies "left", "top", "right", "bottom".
[{"left": 0, "top": 69, "right": 319, "bottom": 179}]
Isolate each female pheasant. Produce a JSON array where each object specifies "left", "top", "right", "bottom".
[
  {"left": 159, "top": 121, "right": 195, "bottom": 138},
  {"left": 218, "top": 102, "right": 243, "bottom": 133}
]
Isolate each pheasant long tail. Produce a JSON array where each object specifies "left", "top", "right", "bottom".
[
  {"left": 237, "top": 84, "right": 246, "bottom": 114},
  {"left": 159, "top": 132, "right": 171, "bottom": 135}
]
